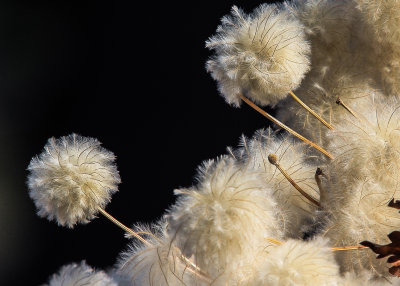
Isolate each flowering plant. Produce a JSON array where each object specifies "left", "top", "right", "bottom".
[{"left": 27, "top": 0, "right": 400, "bottom": 285}]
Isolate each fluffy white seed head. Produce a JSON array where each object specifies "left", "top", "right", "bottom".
[
  {"left": 274, "top": 1, "right": 382, "bottom": 138},
  {"left": 165, "top": 156, "right": 282, "bottom": 279},
  {"left": 116, "top": 221, "right": 202, "bottom": 286},
  {"left": 277, "top": 69, "right": 378, "bottom": 147},
  {"left": 206, "top": 4, "right": 311, "bottom": 107},
  {"left": 317, "top": 96, "right": 400, "bottom": 274},
  {"left": 286, "top": 0, "right": 375, "bottom": 91},
  {"left": 318, "top": 181, "right": 397, "bottom": 274},
  {"left": 248, "top": 237, "right": 339, "bottom": 286},
  {"left": 358, "top": 0, "right": 400, "bottom": 48},
  {"left": 44, "top": 261, "right": 117, "bottom": 286},
  {"left": 327, "top": 96, "right": 400, "bottom": 195},
  {"left": 289, "top": 0, "right": 355, "bottom": 46},
  {"left": 232, "top": 129, "right": 321, "bottom": 238},
  {"left": 27, "top": 134, "right": 120, "bottom": 228},
  {"left": 357, "top": 0, "right": 400, "bottom": 95}
]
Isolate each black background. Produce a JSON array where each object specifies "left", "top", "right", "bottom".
[{"left": 0, "top": 1, "right": 280, "bottom": 284}]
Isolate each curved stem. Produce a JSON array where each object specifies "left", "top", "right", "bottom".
[{"left": 268, "top": 153, "right": 320, "bottom": 207}]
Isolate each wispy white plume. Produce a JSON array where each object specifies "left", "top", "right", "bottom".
[
  {"left": 206, "top": 4, "right": 311, "bottom": 107},
  {"left": 288, "top": 0, "right": 355, "bottom": 46},
  {"left": 358, "top": 0, "right": 400, "bottom": 95},
  {"left": 285, "top": 0, "right": 374, "bottom": 86},
  {"left": 328, "top": 96, "right": 400, "bottom": 185},
  {"left": 116, "top": 221, "right": 203, "bottom": 286},
  {"left": 248, "top": 237, "right": 339, "bottom": 286},
  {"left": 358, "top": 0, "right": 400, "bottom": 47},
  {"left": 27, "top": 134, "right": 120, "bottom": 228},
  {"left": 277, "top": 73, "right": 377, "bottom": 147},
  {"left": 275, "top": 1, "right": 379, "bottom": 141},
  {"left": 316, "top": 96, "right": 400, "bottom": 274},
  {"left": 44, "top": 261, "right": 117, "bottom": 286},
  {"left": 233, "top": 128, "right": 321, "bottom": 238},
  {"left": 165, "top": 156, "right": 282, "bottom": 280}
]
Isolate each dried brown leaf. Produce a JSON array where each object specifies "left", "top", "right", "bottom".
[
  {"left": 361, "top": 231, "right": 400, "bottom": 277},
  {"left": 361, "top": 231, "right": 400, "bottom": 258},
  {"left": 360, "top": 200, "right": 400, "bottom": 277},
  {"left": 388, "top": 198, "right": 400, "bottom": 211}
]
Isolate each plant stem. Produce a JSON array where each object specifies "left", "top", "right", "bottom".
[
  {"left": 268, "top": 153, "right": 321, "bottom": 207},
  {"left": 240, "top": 94, "right": 333, "bottom": 159},
  {"left": 97, "top": 206, "right": 149, "bottom": 245},
  {"left": 289, "top": 91, "right": 334, "bottom": 129},
  {"left": 336, "top": 97, "right": 359, "bottom": 119}
]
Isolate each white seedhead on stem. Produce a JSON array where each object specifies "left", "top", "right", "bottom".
[
  {"left": 206, "top": 4, "right": 311, "bottom": 107},
  {"left": 27, "top": 133, "right": 121, "bottom": 227},
  {"left": 166, "top": 156, "right": 283, "bottom": 280},
  {"left": 319, "top": 96, "right": 400, "bottom": 274},
  {"left": 207, "top": 4, "right": 333, "bottom": 130},
  {"left": 233, "top": 129, "right": 321, "bottom": 238}
]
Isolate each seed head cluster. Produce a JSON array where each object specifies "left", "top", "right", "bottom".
[{"left": 28, "top": 0, "right": 400, "bottom": 285}]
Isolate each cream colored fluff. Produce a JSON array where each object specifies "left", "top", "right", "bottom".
[
  {"left": 277, "top": 69, "right": 378, "bottom": 147},
  {"left": 327, "top": 96, "right": 400, "bottom": 192},
  {"left": 206, "top": 4, "right": 311, "bottom": 107},
  {"left": 357, "top": 0, "right": 400, "bottom": 95},
  {"left": 248, "top": 237, "right": 339, "bottom": 286},
  {"left": 286, "top": 0, "right": 361, "bottom": 87},
  {"left": 117, "top": 222, "right": 203, "bottom": 286},
  {"left": 27, "top": 134, "right": 120, "bottom": 228},
  {"left": 165, "top": 156, "right": 282, "bottom": 280},
  {"left": 275, "top": 1, "right": 379, "bottom": 142},
  {"left": 358, "top": 0, "right": 400, "bottom": 47},
  {"left": 232, "top": 129, "right": 321, "bottom": 238},
  {"left": 45, "top": 261, "right": 117, "bottom": 286},
  {"left": 315, "top": 96, "right": 400, "bottom": 274},
  {"left": 289, "top": 0, "right": 355, "bottom": 46}
]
